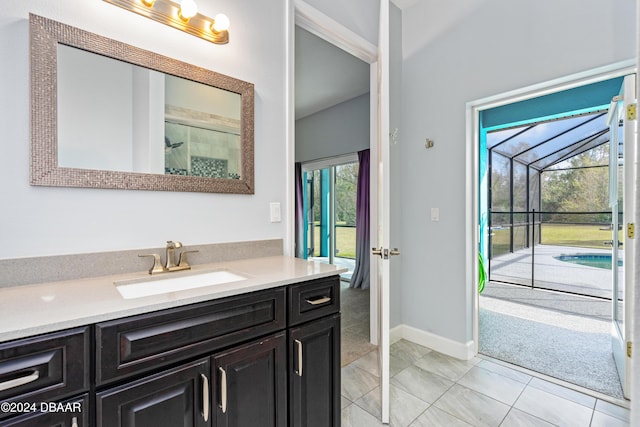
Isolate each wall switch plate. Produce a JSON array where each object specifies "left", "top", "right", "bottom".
[
  {"left": 431, "top": 207, "right": 439, "bottom": 221},
  {"left": 270, "top": 202, "right": 281, "bottom": 223}
]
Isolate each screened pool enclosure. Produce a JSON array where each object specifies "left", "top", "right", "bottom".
[{"left": 485, "top": 109, "right": 623, "bottom": 299}]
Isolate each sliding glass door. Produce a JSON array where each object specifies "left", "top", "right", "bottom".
[{"left": 302, "top": 159, "right": 358, "bottom": 280}]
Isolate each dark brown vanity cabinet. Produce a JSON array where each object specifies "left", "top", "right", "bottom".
[{"left": 0, "top": 275, "right": 341, "bottom": 427}]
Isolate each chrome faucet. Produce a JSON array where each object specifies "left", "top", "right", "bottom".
[{"left": 139, "top": 241, "right": 199, "bottom": 274}]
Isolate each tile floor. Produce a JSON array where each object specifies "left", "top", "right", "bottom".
[{"left": 340, "top": 340, "right": 631, "bottom": 427}]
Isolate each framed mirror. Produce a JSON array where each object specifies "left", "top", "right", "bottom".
[{"left": 30, "top": 14, "right": 254, "bottom": 194}]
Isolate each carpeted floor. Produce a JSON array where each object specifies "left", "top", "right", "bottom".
[{"left": 479, "top": 295, "right": 624, "bottom": 399}]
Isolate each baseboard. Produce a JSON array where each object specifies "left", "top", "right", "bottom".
[{"left": 391, "top": 324, "right": 475, "bottom": 361}]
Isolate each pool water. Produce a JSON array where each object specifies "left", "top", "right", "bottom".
[{"left": 554, "top": 254, "right": 622, "bottom": 270}]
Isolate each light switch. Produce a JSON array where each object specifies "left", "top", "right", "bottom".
[
  {"left": 431, "top": 207, "right": 440, "bottom": 221},
  {"left": 270, "top": 202, "right": 281, "bottom": 223}
]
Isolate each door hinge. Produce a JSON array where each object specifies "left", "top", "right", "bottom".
[
  {"left": 627, "top": 103, "right": 637, "bottom": 121},
  {"left": 628, "top": 223, "right": 635, "bottom": 239},
  {"left": 627, "top": 341, "right": 632, "bottom": 358}
]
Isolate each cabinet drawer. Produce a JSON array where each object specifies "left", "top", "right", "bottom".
[
  {"left": 0, "top": 327, "right": 90, "bottom": 420},
  {"left": 287, "top": 276, "right": 340, "bottom": 326},
  {"left": 96, "top": 288, "right": 286, "bottom": 385}
]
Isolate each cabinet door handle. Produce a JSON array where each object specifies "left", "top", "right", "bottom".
[
  {"left": 305, "top": 296, "right": 331, "bottom": 305},
  {"left": 201, "top": 373, "right": 209, "bottom": 422},
  {"left": 71, "top": 416, "right": 78, "bottom": 427},
  {"left": 219, "top": 367, "right": 227, "bottom": 414},
  {"left": 295, "top": 339, "right": 303, "bottom": 377},
  {"left": 0, "top": 370, "right": 40, "bottom": 392}
]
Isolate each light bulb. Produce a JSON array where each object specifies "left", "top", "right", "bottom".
[
  {"left": 141, "top": 0, "right": 155, "bottom": 6},
  {"left": 179, "top": 0, "right": 198, "bottom": 20},
  {"left": 212, "top": 13, "right": 230, "bottom": 32}
]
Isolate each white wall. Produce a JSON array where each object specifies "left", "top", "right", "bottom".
[
  {"left": 302, "top": 0, "right": 380, "bottom": 46},
  {"left": 295, "top": 94, "right": 370, "bottom": 163},
  {"left": 0, "top": 0, "right": 287, "bottom": 259},
  {"left": 399, "top": 0, "right": 636, "bottom": 343}
]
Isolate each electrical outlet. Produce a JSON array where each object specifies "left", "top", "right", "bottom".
[
  {"left": 270, "top": 202, "right": 281, "bottom": 223},
  {"left": 431, "top": 207, "right": 439, "bottom": 221}
]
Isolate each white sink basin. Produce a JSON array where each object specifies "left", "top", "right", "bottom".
[{"left": 115, "top": 270, "right": 247, "bottom": 299}]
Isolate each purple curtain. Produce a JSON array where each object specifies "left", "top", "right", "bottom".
[
  {"left": 350, "top": 149, "right": 370, "bottom": 289},
  {"left": 294, "top": 163, "right": 305, "bottom": 258}
]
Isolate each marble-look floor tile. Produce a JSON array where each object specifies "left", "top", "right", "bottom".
[
  {"left": 457, "top": 366, "right": 527, "bottom": 405},
  {"left": 352, "top": 348, "right": 380, "bottom": 377},
  {"left": 341, "top": 396, "right": 352, "bottom": 409},
  {"left": 391, "top": 365, "right": 454, "bottom": 404},
  {"left": 476, "top": 359, "right": 532, "bottom": 384},
  {"left": 342, "top": 403, "right": 384, "bottom": 427},
  {"left": 513, "top": 385, "right": 593, "bottom": 426},
  {"left": 527, "top": 377, "right": 596, "bottom": 409},
  {"left": 409, "top": 406, "right": 472, "bottom": 427},
  {"left": 413, "top": 351, "right": 476, "bottom": 381},
  {"left": 341, "top": 364, "right": 380, "bottom": 402},
  {"left": 433, "top": 384, "right": 510, "bottom": 427},
  {"left": 590, "top": 410, "right": 630, "bottom": 427},
  {"left": 341, "top": 330, "right": 377, "bottom": 367},
  {"left": 390, "top": 352, "right": 412, "bottom": 377},
  {"left": 500, "top": 408, "right": 555, "bottom": 427},
  {"left": 390, "top": 339, "right": 431, "bottom": 364},
  {"left": 594, "top": 399, "right": 630, "bottom": 422},
  {"left": 355, "top": 385, "right": 429, "bottom": 427}
]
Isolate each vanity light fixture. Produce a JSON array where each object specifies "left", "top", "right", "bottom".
[{"left": 103, "top": 0, "right": 230, "bottom": 44}]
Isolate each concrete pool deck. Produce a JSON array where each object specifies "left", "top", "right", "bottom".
[{"left": 489, "top": 245, "right": 623, "bottom": 299}]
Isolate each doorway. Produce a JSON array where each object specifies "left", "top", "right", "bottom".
[{"left": 468, "top": 66, "right": 636, "bottom": 401}]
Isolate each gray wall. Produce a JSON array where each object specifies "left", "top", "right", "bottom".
[
  {"left": 398, "top": 0, "right": 636, "bottom": 344},
  {"left": 295, "top": 94, "right": 370, "bottom": 163}
]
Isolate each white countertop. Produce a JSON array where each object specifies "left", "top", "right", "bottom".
[{"left": 0, "top": 256, "right": 347, "bottom": 343}]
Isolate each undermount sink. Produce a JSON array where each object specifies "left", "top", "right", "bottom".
[{"left": 115, "top": 270, "right": 248, "bottom": 299}]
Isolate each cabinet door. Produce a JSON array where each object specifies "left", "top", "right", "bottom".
[
  {"left": 96, "top": 358, "right": 210, "bottom": 427},
  {"left": 289, "top": 314, "right": 340, "bottom": 427},
  {"left": 212, "top": 333, "right": 286, "bottom": 427}
]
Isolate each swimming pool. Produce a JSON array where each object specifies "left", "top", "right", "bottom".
[{"left": 554, "top": 253, "right": 622, "bottom": 270}]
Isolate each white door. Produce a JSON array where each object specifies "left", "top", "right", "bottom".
[
  {"left": 371, "top": 0, "right": 396, "bottom": 423},
  {"left": 607, "top": 74, "right": 636, "bottom": 398}
]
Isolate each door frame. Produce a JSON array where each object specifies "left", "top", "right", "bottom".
[{"left": 465, "top": 59, "right": 636, "bottom": 356}]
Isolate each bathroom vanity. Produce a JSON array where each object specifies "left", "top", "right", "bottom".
[{"left": 0, "top": 256, "right": 343, "bottom": 427}]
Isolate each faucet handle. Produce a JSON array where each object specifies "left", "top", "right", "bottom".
[
  {"left": 166, "top": 240, "right": 183, "bottom": 249},
  {"left": 138, "top": 254, "right": 166, "bottom": 275},
  {"left": 177, "top": 250, "right": 199, "bottom": 268}
]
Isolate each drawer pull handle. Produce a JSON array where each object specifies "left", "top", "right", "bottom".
[
  {"left": 306, "top": 296, "right": 331, "bottom": 305},
  {"left": 71, "top": 416, "right": 78, "bottom": 427},
  {"left": 295, "top": 339, "right": 303, "bottom": 377},
  {"left": 201, "top": 373, "right": 209, "bottom": 422},
  {"left": 0, "top": 370, "right": 40, "bottom": 392},
  {"left": 219, "top": 367, "right": 227, "bottom": 414}
]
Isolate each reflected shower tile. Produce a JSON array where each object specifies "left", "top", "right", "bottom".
[
  {"left": 341, "top": 364, "right": 379, "bottom": 402},
  {"left": 355, "top": 385, "right": 429, "bottom": 427},
  {"left": 342, "top": 403, "right": 384, "bottom": 427},
  {"left": 413, "top": 351, "right": 476, "bottom": 381},
  {"left": 390, "top": 339, "right": 431, "bottom": 364},
  {"left": 391, "top": 365, "right": 454, "bottom": 404},
  {"left": 528, "top": 377, "right": 596, "bottom": 409},
  {"left": 590, "top": 410, "right": 630, "bottom": 427},
  {"left": 409, "top": 406, "right": 473, "bottom": 427},
  {"left": 433, "top": 384, "right": 510, "bottom": 427},
  {"left": 594, "top": 399, "right": 630, "bottom": 422},
  {"left": 458, "top": 366, "right": 527, "bottom": 405},
  {"left": 513, "top": 386, "right": 592, "bottom": 426},
  {"left": 500, "top": 408, "right": 555, "bottom": 427},
  {"left": 476, "top": 359, "right": 532, "bottom": 384},
  {"left": 342, "top": 396, "right": 352, "bottom": 409}
]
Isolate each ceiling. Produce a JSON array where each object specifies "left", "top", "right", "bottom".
[{"left": 295, "top": 26, "right": 370, "bottom": 120}]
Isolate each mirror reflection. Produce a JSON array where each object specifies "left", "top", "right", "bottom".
[
  {"left": 57, "top": 44, "right": 242, "bottom": 180},
  {"left": 30, "top": 14, "right": 254, "bottom": 194}
]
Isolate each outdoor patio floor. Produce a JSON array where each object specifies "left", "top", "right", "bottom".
[{"left": 489, "top": 245, "right": 622, "bottom": 299}]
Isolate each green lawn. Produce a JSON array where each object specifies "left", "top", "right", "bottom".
[
  {"left": 491, "top": 223, "right": 620, "bottom": 256},
  {"left": 310, "top": 225, "right": 356, "bottom": 259}
]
